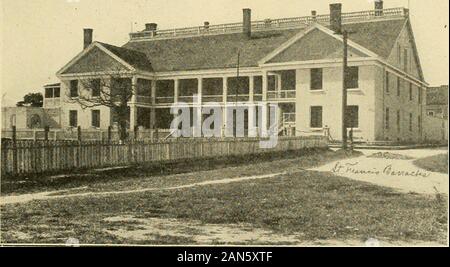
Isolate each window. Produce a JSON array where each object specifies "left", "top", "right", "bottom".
[
  {"left": 397, "top": 45, "right": 402, "bottom": 64},
  {"left": 310, "top": 68, "right": 323, "bottom": 90},
  {"left": 418, "top": 116, "right": 422, "bottom": 133},
  {"left": 397, "top": 110, "right": 401, "bottom": 131},
  {"left": 409, "top": 113, "right": 413, "bottom": 131},
  {"left": 385, "top": 72, "right": 389, "bottom": 93},
  {"left": 409, "top": 83, "right": 413, "bottom": 101},
  {"left": 310, "top": 106, "right": 323, "bottom": 128},
  {"left": 91, "top": 110, "right": 100, "bottom": 128},
  {"left": 397, "top": 77, "right": 401, "bottom": 97},
  {"left": 418, "top": 87, "right": 422, "bottom": 104},
  {"left": 45, "top": 88, "right": 53, "bottom": 98},
  {"left": 91, "top": 79, "right": 101, "bottom": 97},
  {"left": 345, "top": 106, "right": 359, "bottom": 128},
  {"left": 70, "top": 80, "right": 79, "bottom": 97},
  {"left": 46, "top": 87, "right": 60, "bottom": 98},
  {"left": 345, "top": 66, "right": 359, "bottom": 89},
  {"left": 54, "top": 88, "right": 60, "bottom": 98},
  {"left": 69, "top": 110, "right": 78, "bottom": 127},
  {"left": 385, "top": 108, "right": 390, "bottom": 129},
  {"left": 428, "top": 111, "right": 435, "bottom": 116},
  {"left": 404, "top": 48, "right": 409, "bottom": 71}
]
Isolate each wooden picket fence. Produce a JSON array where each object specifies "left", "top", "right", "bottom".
[{"left": 1, "top": 136, "right": 327, "bottom": 176}]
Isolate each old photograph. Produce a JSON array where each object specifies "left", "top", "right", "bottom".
[{"left": 0, "top": 0, "right": 448, "bottom": 250}]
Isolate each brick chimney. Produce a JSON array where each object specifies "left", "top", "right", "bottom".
[
  {"left": 145, "top": 23, "right": 158, "bottom": 32},
  {"left": 83, "top": 28, "right": 93, "bottom": 49},
  {"left": 375, "top": 0, "right": 384, "bottom": 16},
  {"left": 243, "top": 8, "right": 251, "bottom": 37},
  {"left": 329, "top": 3, "right": 342, "bottom": 34},
  {"left": 311, "top": 10, "right": 317, "bottom": 22}
]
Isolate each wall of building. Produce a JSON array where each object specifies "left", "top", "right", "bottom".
[
  {"left": 1, "top": 107, "right": 56, "bottom": 129},
  {"left": 377, "top": 67, "right": 424, "bottom": 142},
  {"left": 295, "top": 64, "right": 377, "bottom": 142},
  {"left": 426, "top": 105, "right": 447, "bottom": 118},
  {"left": 423, "top": 115, "right": 448, "bottom": 142},
  {"left": 386, "top": 22, "right": 422, "bottom": 80},
  {"left": 2, "top": 107, "right": 27, "bottom": 129},
  {"left": 60, "top": 80, "right": 112, "bottom": 129}
]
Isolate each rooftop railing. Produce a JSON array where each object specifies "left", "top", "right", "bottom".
[{"left": 129, "top": 8, "right": 407, "bottom": 41}]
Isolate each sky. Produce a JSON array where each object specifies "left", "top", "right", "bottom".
[{"left": 1, "top": 0, "right": 449, "bottom": 106}]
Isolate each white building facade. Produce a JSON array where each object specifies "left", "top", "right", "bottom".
[{"left": 55, "top": 2, "right": 429, "bottom": 143}]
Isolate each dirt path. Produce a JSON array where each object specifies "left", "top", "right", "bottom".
[
  {"left": 0, "top": 172, "right": 287, "bottom": 206},
  {"left": 312, "top": 148, "right": 448, "bottom": 195},
  {"left": 101, "top": 215, "right": 445, "bottom": 246}
]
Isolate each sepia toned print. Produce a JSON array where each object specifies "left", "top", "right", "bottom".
[{"left": 0, "top": 0, "right": 448, "bottom": 248}]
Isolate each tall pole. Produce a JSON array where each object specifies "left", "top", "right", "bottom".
[
  {"left": 236, "top": 51, "right": 240, "bottom": 104},
  {"left": 235, "top": 51, "right": 240, "bottom": 137},
  {"left": 342, "top": 30, "right": 348, "bottom": 149}
]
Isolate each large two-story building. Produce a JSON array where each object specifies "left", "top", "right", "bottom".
[{"left": 55, "top": 1, "right": 429, "bottom": 142}]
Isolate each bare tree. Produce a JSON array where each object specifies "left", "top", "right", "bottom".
[{"left": 66, "top": 72, "right": 136, "bottom": 141}]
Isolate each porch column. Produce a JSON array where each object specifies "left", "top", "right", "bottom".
[
  {"left": 150, "top": 80, "right": 156, "bottom": 129},
  {"left": 174, "top": 78, "right": 179, "bottom": 103},
  {"left": 193, "top": 77, "right": 203, "bottom": 137},
  {"left": 130, "top": 105, "right": 138, "bottom": 130},
  {"left": 262, "top": 71, "right": 268, "bottom": 102},
  {"left": 248, "top": 76, "right": 256, "bottom": 137},
  {"left": 131, "top": 76, "right": 138, "bottom": 103},
  {"left": 248, "top": 103, "right": 257, "bottom": 137},
  {"left": 249, "top": 76, "right": 254, "bottom": 103},
  {"left": 276, "top": 74, "right": 282, "bottom": 92},
  {"left": 261, "top": 71, "right": 268, "bottom": 137},
  {"left": 130, "top": 76, "right": 138, "bottom": 130},
  {"left": 222, "top": 77, "right": 228, "bottom": 137}
]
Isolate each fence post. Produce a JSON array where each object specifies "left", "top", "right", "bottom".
[
  {"left": 77, "top": 126, "right": 82, "bottom": 142},
  {"left": 12, "top": 126, "right": 18, "bottom": 174},
  {"left": 44, "top": 126, "right": 50, "bottom": 141}
]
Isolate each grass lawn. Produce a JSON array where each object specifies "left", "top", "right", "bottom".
[
  {"left": 1, "top": 149, "right": 447, "bottom": 245},
  {"left": 413, "top": 153, "right": 449, "bottom": 174}
]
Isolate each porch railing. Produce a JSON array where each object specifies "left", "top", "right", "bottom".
[
  {"left": 283, "top": 113, "right": 296, "bottom": 123},
  {"left": 267, "top": 90, "right": 296, "bottom": 100},
  {"left": 155, "top": 96, "right": 175, "bottom": 104},
  {"left": 135, "top": 95, "right": 152, "bottom": 104},
  {"left": 227, "top": 95, "right": 250, "bottom": 102},
  {"left": 202, "top": 95, "right": 224, "bottom": 103}
]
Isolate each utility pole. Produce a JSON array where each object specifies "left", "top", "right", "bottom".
[
  {"left": 235, "top": 51, "right": 240, "bottom": 137},
  {"left": 236, "top": 51, "right": 240, "bottom": 104},
  {"left": 342, "top": 30, "right": 348, "bottom": 150}
]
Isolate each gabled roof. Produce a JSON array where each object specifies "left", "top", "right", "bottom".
[
  {"left": 341, "top": 19, "right": 406, "bottom": 59},
  {"left": 57, "top": 42, "right": 152, "bottom": 75},
  {"left": 60, "top": 18, "right": 409, "bottom": 76},
  {"left": 122, "top": 19, "right": 406, "bottom": 72},
  {"left": 97, "top": 42, "right": 153, "bottom": 72},
  {"left": 123, "top": 29, "right": 300, "bottom": 72},
  {"left": 259, "top": 23, "right": 378, "bottom": 64}
]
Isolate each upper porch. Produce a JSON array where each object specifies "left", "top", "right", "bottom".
[{"left": 131, "top": 69, "right": 297, "bottom": 107}]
